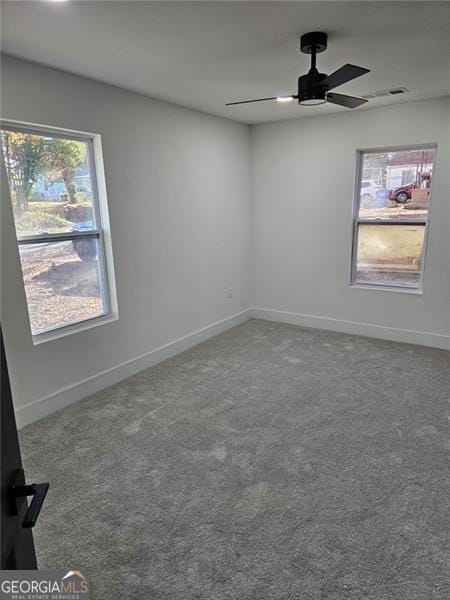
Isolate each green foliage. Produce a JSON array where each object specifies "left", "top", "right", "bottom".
[
  {"left": 44, "top": 138, "right": 85, "bottom": 174},
  {"left": 1, "top": 131, "right": 45, "bottom": 206},
  {"left": 1, "top": 131, "right": 87, "bottom": 206},
  {"left": 43, "top": 138, "right": 87, "bottom": 204},
  {"left": 12, "top": 200, "right": 93, "bottom": 236},
  {"left": 14, "top": 204, "right": 72, "bottom": 237}
]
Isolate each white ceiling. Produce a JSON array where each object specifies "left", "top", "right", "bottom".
[{"left": 2, "top": 1, "right": 449, "bottom": 124}]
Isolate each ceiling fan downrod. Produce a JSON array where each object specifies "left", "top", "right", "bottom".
[{"left": 298, "top": 32, "right": 329, "bottom": 105}]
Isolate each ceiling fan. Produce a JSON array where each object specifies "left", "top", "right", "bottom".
[{"left": 226, "top": 32, "right": 370, "bottom": 109}]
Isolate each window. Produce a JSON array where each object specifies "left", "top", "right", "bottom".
[
  {"left": 351, "top": 145, "right": 436, "bottom": 290},
  {"left": 1, "top": 122, "right": 116, "bottom": 339}
]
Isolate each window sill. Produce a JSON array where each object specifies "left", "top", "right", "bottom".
[
  {"left": 350, "top": 283, "right": 424, "bottom": 295},
  {"left": 32, "top": 312, "right": 118, "bottom": 345}
]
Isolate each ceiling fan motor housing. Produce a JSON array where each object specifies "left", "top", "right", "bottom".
[{"left": 298, "top": 72, "right": 327, "bottom": 104}]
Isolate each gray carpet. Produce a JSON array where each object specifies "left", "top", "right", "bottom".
[{"left": 20, "top": 319, "right": 450, "bottom": 599}]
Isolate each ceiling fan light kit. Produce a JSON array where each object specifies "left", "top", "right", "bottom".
[{"left": 226, "top": 31, "right": 370, "bottom": 110}]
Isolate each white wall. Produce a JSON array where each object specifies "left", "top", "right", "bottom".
[
  {"left": 2, "top": 57, "right": 449, "bottom": 428},
  {"left": 251, "top": 98, "right": 450, "bottom": 348},
  {"left": 1, "top": 56, "right": 252, "bottom": 426}
]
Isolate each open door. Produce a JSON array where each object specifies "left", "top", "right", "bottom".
[
  {"left": 1, "top": 132, "right": 49, "bottom": 569},
  {"left": 1, "top": 327, "right": 49, "bottom": 568}
]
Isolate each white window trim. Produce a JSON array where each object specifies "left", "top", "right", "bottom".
[
  {"left": 349, "top": 142, "right": 437, "bottom": 293},
  {"left": 1, "top": 119, "right": 119, "bottom": 344}
]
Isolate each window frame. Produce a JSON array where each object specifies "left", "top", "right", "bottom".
[
  {"left": 350, "top": 143, "right": 437, "bottom": 293},
  {"left": 1, "top": 119, "right": 118, "bottom": 343}
]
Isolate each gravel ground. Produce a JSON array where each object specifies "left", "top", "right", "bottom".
[{"left": 355, "top": 270, "right": 420, "bottom": 287}]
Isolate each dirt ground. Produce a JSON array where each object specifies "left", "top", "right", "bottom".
[
  {"left": 19, "top": 241, "right": 103, "bottom": 334},
  {"left": 359, "top": 205, "right": 428, "bottom": 220}
]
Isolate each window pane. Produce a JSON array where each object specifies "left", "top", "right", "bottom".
[
  {"left": 19, "top": 239, "right": 106, "bottom": 334},
  {"left": 1, "top": 130, "right": 96, "bottom": 237},
  {"left": 354, "top": 223, "right": 425, "bottom": 288},
  {"left": 358, "top": 147, "right": 435, "bottom": 220}
]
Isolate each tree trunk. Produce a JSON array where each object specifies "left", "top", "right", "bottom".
[
  {"left": 17, "top": 187, "right": 28, "bottom": 212},
  {"left": 62, "top": 170, "right": 77, "bottom": 204}
]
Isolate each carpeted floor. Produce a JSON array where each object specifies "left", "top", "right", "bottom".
[{"left": 20, "top": 319, "right": 450, "bottom": 599}]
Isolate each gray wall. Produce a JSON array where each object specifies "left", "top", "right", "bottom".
[
  {"left": 1, "top": 56, "right": 251, "bottom": 421},
  {"left": 251, "top": 98, "right": 450, "bottom": 341}
]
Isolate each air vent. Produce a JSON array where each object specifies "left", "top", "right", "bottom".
[
  {"left": 362, "top": 87, "right": 409, "bottom": 100},
  {"left": 388, "top": 87, "right": 409, "bottom": 95}
]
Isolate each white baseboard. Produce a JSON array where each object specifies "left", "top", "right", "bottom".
[
  {"left": 16, "top": 308, "right": 252, "bottom": 429},
  {"left": 251, "top": 307, "right": 450, "bottom": 351}
]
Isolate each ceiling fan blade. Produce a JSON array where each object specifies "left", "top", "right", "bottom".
[
  {"left": 226, "top": 96, "right": 295, "bottom": 106},
  {"left": 321, "top": 64, "right": 370, "bottom": 91},
  {"left": 327, "top": 92, "right": 368, "bottom": 109}
]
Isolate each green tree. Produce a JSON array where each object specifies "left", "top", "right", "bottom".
[
  {"left": 1, "top": 131, "right": 45, "bottom": 211},
  {"left": 44, "top": 139, "right": 86, "bottom": 203}
]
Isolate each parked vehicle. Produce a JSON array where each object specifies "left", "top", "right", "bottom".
[
  {"left": 388, "top": 182, "right": 415, "bottom": 203},
  {"left": 360, "top": 179, "right": 381, "bottom": 203},
  {"left": 72, "top": 221, "right": 97, "bottom": 261}
]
